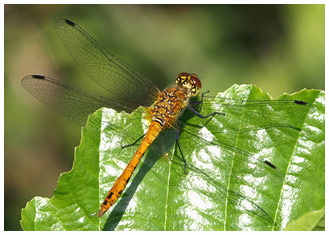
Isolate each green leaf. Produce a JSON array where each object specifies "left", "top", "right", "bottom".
[
  {"left": 284, "top": 207, "right": 325, "bottom": 231},
  {"left": 21, "top": 84, "right": 324, "bottom": 231}
]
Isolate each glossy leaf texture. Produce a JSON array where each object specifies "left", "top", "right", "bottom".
[{"left": 20, "top": 85, "right": 324, "bottom": 231}]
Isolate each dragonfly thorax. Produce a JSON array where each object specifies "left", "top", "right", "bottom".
[{"left": 149, "top": 86, "right": 192, "bottom": 128}]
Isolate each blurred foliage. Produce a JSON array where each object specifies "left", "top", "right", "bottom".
[{"left": 4, "top": 4, "right": 324, "bottom": 230}]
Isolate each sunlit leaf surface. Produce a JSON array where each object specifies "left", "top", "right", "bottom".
[{"left": 21, "top": 85, "right": 324, "bottom": 231}]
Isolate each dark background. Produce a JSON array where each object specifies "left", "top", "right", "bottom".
[{"left": 4, "top": 4, "right": 324, "bottom": 230}]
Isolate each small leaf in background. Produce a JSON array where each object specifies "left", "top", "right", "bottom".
[
  {"left": 20, "top": 85, "right": 324, "bottom": 231},
  {"left": 284, "top": 207, "right": 325, "bottom": 231}
]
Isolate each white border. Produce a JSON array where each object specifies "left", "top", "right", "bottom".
[
  {"left": 2, "top": 0, "right": 327, "bottom": 233},
  {"left": 1, "top": 2, "right": 4, "bottom": 232},
  {"left": 2, "top": 0, "right": 328, "bottom": 4}
]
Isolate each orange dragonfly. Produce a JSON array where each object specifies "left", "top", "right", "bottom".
[{"left": 22, "top": 19, "right": 310, "bottom": 221}]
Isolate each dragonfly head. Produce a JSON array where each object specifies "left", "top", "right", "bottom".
[{"left": 176, "top": 72, "right": 202, "bottom": 97}]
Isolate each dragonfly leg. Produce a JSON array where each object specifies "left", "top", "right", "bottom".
[
  {"left": 176, "top": 118, "right": 187, "bottom": 174},
  {"left": 189, "top": 90, "right": 225, "bottom": 118},
  {"left": 190, "top": 90, "right": 209, "bottom": 105},
  {"left": 187, "top": 105, "right": 225, "bottom": 119},
  {"left": 121, "top": 133, "right": 146, "bottom": 149}
]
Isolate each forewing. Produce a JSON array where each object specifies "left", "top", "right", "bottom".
[{"left": 55, "top": 19, "right": 159, "bottom": 108}]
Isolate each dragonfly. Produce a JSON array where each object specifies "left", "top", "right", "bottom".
[{"left": 22, "top": 19, "right": 310, "bottom": 225}]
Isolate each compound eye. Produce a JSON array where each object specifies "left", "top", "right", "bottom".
[
  {"left": 191, "top": 74, "right": 202, "bottom": 96},
  {"left": 178, "top": 72, "right": 189, "bottom": 77}
]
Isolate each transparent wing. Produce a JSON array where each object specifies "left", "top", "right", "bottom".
[
  {"left": 21, "top": 75, "right": 136, "bottom": 127},
  {"left": 55, "top": 19, "right": 159, "bottom": 108},
  {"left": 172, "top": 96, "right": 313, "bottom": 227},
  {"left": 189, "top": 94, "right": 310, "bottom": 133},
  {"left": 182, "top": 93, "right": 312, "bottom": 171}
]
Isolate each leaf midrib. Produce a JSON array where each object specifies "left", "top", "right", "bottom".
[
  {"left": 271, "top": 96, "right": 314, "bottom": 230},
  {"left": 223, "top": 105, "right": 245, "bottom": 231}
]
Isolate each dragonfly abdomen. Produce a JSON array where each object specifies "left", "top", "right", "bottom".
[{"left": 97, "top": 121, "right": 163, "bottom": 217}]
